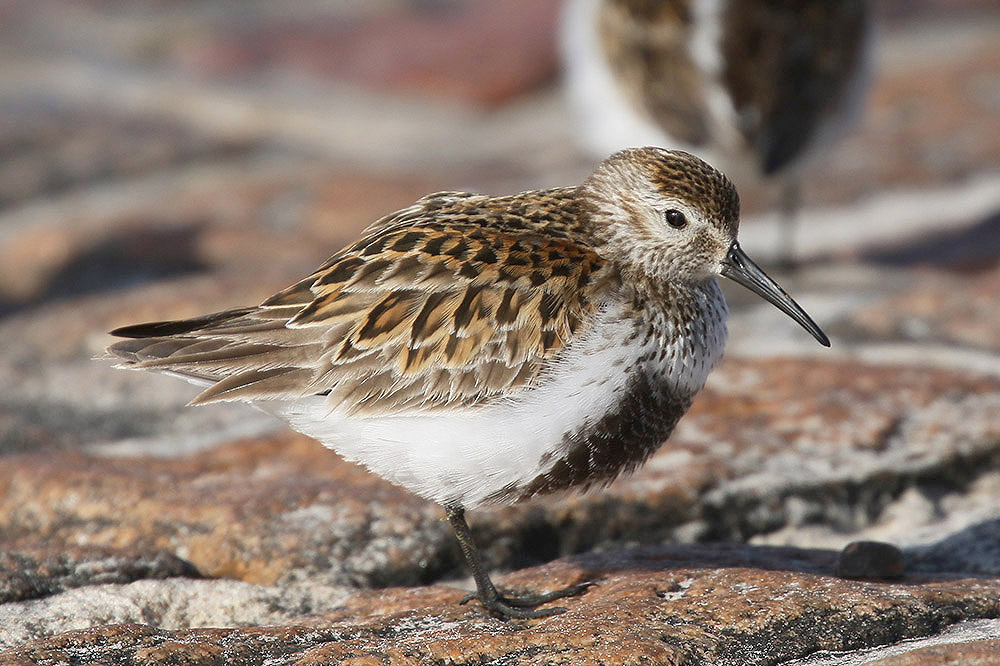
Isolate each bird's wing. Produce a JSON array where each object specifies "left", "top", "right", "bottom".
[
  {"left": 719, "top": 0, "right": 870, "bottom": 173},
  {"left": 108, "top": 190, "right": 611, "bottom": 416},
  {"left": 597, "top": 2, "right": 713, "bottom": 146}
]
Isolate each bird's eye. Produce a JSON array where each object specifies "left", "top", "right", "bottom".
[{"left": 664, "top": 209, "right": 687, "bottom": 229}]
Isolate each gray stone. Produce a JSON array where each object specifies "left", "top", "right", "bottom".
[{"left": 0, "top": 578, "right": 353, "bottom": 649}]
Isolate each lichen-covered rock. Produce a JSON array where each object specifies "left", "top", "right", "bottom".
[
  {"left": 3, "top": 546, "right": 999, "bottom": 665},
  {"left": 0, "top": 578, "right": 353, "bottom": 649}
]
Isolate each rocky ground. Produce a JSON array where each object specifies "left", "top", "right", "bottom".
[{"left": 1, "top": 1, "right": 999, "bottom": 664}]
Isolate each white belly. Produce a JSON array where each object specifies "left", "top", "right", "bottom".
[{"left": 274, "top": 292, "right": 727, "bottom": 508}]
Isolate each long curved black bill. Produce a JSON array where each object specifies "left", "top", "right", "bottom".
[{"left": 720, "top": 242, "right": 830, "bottom": 347}]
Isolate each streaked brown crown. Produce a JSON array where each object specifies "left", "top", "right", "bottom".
[
  {"left": 582, "top": 148, "right": 739, "bottom": 233},
  {"left": 575, "top": 148, "right": 741, "bottom": 285}
]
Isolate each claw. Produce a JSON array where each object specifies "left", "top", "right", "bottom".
[
  {"left": 445, "top": 506, "right": 593, "bottom": 620},
  {"left": 465, "top": 581, "right": 594, "bottom": 619},
  {"left": 499, "top": 582, "right": 594, "bottom": 608}
]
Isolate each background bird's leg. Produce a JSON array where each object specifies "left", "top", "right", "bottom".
[
  {"left": 777, "top": 178, "right": 802, "bottom": 271},
  {"left": 444, "top": 505, "right": 589, "bottom": 619}
]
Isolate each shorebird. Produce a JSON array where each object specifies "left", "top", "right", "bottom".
[
  {"left": 562, "top": 0, "right": 872, "bottom": 265},
  {"left": 108, "top": 147, "right": 829, "bottom": 619}
]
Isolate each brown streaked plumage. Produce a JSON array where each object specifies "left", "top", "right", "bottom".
[
  {"left": 112, "top": 189, "right": 610, "bottom": 416},
  {"left": 108, "top": 147, "right": 828, "bottom": 619},
  {"left": 595, "top": 0, "right": 712, "bottom": 147}
]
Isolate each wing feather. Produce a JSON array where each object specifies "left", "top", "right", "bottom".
[{"left": 108, "top": 188, "right": 614, "bottom": 415}]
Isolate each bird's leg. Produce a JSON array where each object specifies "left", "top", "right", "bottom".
[
  {"left": 777, "top": 178, "right": 801, "bottom": 271},
  {"left": 444, "top": 506, "right": 590, "bottom": 620}
]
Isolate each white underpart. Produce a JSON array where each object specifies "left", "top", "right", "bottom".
[
  {"left": 561, "top": 0, "right": 669, "bottom": 156},
  {"left": 688, "top": 0, "right": 743, "bottom": 162},
  {"left": 273, "top": 294, "right": 727, "bottom": 509}
]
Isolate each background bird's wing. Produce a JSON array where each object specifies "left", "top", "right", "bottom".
[
  {"left": 108, "top": 190, "right": 610, "bottom": 415},
  {"left": 597, "top": 2, "right": 713, "bottom": 146},
  {"left": 720, "top": 0, "right": 870, "bottom": 173}
]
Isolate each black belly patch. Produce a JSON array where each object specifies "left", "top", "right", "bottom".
[{"left": 488, "top": 372, "right": 692, "bottom": 503}]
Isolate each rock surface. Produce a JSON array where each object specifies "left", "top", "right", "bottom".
[
  {"left": 0, "top": 547, "right": 197, "bottom": 605},
  {"left": 3, "top": 547, "right": 1000, "bottom": 666},
  {"left": 2, "top": 359, "right": 996, "bottom": 601},
  {"left": 1, "top": 0, "right": 999, "bottom": 664}
]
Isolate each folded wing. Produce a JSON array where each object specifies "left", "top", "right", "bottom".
[{"left": 108, "top": 191, "right": 610, "bottom": 416}]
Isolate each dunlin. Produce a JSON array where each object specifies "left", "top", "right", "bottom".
[
  {"left": 108, "top": 148, "right": 829, "bottom": 619},
  {"left": 563, "top": 0, "right": 872, "bottom": 264}
]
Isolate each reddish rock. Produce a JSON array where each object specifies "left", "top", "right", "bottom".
[
  {"left": 2, "top": 547, "right": 999, "bottom": 665},
  {"left": 850, "top": 265, "right": 1000, "bottom": 350},
  {"left": 183, "top": 0, "right": 563, "bottom": 106},
  {"left": 1, "top": 358, "right": 997, "bottom": 592},
  {"left": 0, "top": 435, "right": 450, "bottom": 588}
]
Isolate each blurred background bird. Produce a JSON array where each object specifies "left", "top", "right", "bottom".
[{"left": 562, "top": 0, "right": 873, "bottom": 267}]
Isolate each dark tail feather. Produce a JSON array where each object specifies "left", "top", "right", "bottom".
[{"left": 110, "top": 308, "right": 256, "bottom": 339}]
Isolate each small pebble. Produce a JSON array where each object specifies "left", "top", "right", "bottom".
[{"left": 836, "top": 540, "right": 906, "bottom": 580}]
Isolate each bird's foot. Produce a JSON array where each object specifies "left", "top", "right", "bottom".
[{"left": 461, "top": 582, "right": 593, "bottom": 619}]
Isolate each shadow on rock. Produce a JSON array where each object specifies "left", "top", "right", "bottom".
[
  {"left": 0, "top": 224, "right": 210, "bottom": 319},
  {"left": 862, "top": 207, "right": 1000, "bottom": 272}
]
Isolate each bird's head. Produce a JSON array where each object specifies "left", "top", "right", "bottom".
[{"left": 581, "top": 147, "right": 829, "bottom": 346}]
